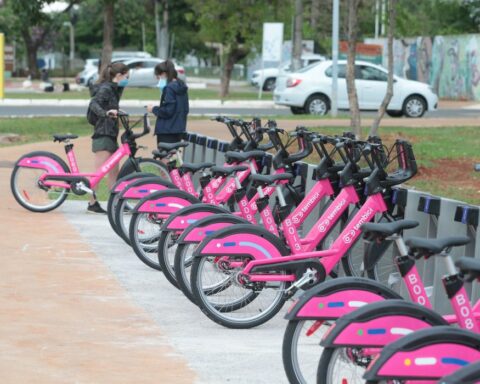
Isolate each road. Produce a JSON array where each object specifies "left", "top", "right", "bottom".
[{"left": 0, "top": 104, "right": 478, "bottom": 118}]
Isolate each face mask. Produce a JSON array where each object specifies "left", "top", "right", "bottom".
[
  {"left": 118, "top": 78, "right": 129, "bottom": 87},
  {"left": 157, "top": 78, "right": 167, "bottom": 90}
]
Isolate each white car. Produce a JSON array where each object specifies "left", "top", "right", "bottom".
[
  {"left": 251, "top": 54, "right": 326, "bottom": 91},
  {"left": 121, "top": 58, "right": 186, "bottom": 87},
  {"left": 273, "top": 60, "right": 439, "bottom": 117},
  {"left": 76, "top": 58, "right": 186, "bottom": 87}
]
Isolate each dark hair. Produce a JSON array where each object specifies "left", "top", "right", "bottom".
[
  {"left": 154, "top": 59, "right": 177, "bottom": 82},
  {"left": 97, "top": 62, "right": 129, "bottom": 83}
]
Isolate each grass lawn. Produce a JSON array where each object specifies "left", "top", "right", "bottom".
[
  {"left": 1, "top": 116, "right": 479, "bottom": 204},
  {"left": 4, "top": 87, "right": 274, "bottom": 101}
]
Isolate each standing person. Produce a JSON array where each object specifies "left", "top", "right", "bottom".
[
  {"left": 147, "top": 60, "right": 189, "bottom": 149},
  {"left": 86, "top": 62, "right": 129, "bottom": 214}
]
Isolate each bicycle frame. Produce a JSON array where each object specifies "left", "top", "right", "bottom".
[
  {"left": 201, "top": 191, "right": 387, "bottom": 283},
  {"left": 32, "top": 142, "right": 133, "bottom": 190}
]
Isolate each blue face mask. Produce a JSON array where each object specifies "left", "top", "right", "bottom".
[
  {"left": 118, "top": 78, "right": 129, "bottom": 87},
  {"left": 157, "top": 78, "right": 167, "bottom": 90}
]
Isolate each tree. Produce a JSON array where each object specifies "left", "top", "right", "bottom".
[
  {"left": 292, "top": 0, "right": 303, "bottom": 71},
  {"left": 186, "top": 0, "right": 278, "bottom": 98},
  {"left": 346, "top": 0, "right": 362, "bottom": 137},
  {"left": 99, "top": 0, "right": 115, "bottom": 75},
  {"left": 370, "top": 0, "right": 396, "bottom": 137},
  {"left": 0, "top": 0, "right": 81, "bottom": 78}
]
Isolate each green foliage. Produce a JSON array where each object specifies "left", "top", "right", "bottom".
[{"left": 396, "top": 0, "right": 478, "bottom": 37}]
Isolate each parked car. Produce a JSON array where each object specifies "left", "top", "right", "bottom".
[
  {"left": 121, "top": 58, "right": 186, "bottom": 87},
  {"left": 273, "top": 60, "right": 439, "bottom": 117},
  {"left": 76, "top": 58, "right": 186, "bottom": 87},
  {"left": 251, "top": 54, "right": 326, "bottom": 91}
]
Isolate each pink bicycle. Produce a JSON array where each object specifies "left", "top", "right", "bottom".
[
  {"left": 314, "top": 236, "right": 480, "bottom": 383},
  {"left": 189, "top": 139, "right": 416, "bottom": 329},
  {"left": 10, "top": 112, "right": 166, "bottom": 212}
]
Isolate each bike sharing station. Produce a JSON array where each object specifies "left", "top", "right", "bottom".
[
  {"left": 9, "top": 115, "right": 480, "bottom": 383},
  {"left": 181, "top": 130, "right": 480, "bottom": 311}
]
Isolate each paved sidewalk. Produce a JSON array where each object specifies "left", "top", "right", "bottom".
[
  {"left": 1, "top": 118, "right": 478, "bottom": 383},
  {"left": 0, "top": 145, "right": 195, "bottom": 383}
]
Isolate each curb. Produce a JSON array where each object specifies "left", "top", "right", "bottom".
[{"left": 0, "top": 98, "right": 281, "bottom": 109}]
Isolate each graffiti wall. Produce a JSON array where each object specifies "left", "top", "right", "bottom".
[{"left": 365, "top": 35, "right": 480, "bottom": 100}]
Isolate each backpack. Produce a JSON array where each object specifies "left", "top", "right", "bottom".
[{"left": 86, "top": 102, "right": 98, "bottom": 126}]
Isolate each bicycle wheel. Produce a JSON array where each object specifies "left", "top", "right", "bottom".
[
  {"left": 115, "top": 177, "right": 177, "bottom": 245},
  {"left": 317, "top": 347, "right": 371, "bottom": 384},
  {"left": 115, "top": 197, "right": 138, "bottom": 245},
  {"left": 283, "top": 320, "right": 332, "bottom": 384},
  {"left": 11, "top": 151, "right": 70, "bottom": 212},
  {"left": 107, "top": 172, "right": 154, "bottom": 238},
  {"left": 174, "top": 214, "right": 250, "bottom": 304},
  {"left": 158, "top": 204, "right": 233, "bottom": 291},
  {"left": 191, "top": 225, "right": 290, "bottom": 329},
  {"left": 119, "top": 157, "right": 170, "bottom": 181},
  {"left": 129, "top": 211, "right": 165, "bottom": 270},
  {"left": 174, "top": 242, "right": 198, "bottom": 303},
  {"left": 136, "top": 158, "right": 170, "bottom": 181},
  {"left": 128, "top": 190, "right": 200, "bottom": 270},
  {"left": 157, "top": 230, "right": 181, "bottom": 288}
]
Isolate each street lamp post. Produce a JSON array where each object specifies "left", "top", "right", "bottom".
[{"left": 63, "top": 21, "right": 74, "bottom": 71}]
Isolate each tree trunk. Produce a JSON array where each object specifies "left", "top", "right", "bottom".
[
  {"left": 22, "top": 30, "right": 39, "bottom": 79},
  {"left": 155, "top": 0, "right": 161, "bottom": 57},
  {"left": 310, "top": 0, "right": 321, "bottom": 31},
  {"left": 99, "top": 0, "right": 115, "bottom": 75},
  {"left": 292, "top": 0, "right": 303, "bottom": 71},
  {"left": 370, "top": 0, "right": 396, "bottom": 137},
  {"left": 159, "top": 0, "right": 169, "bottom": 58},
  {"left": 220, "top": 47, "right": 248, "bottom": 99},
  {"left": 346, "top": 0, "right": 362, "bottom": 138}
]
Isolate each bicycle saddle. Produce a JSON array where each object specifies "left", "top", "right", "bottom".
[
  {"left": 361, "top": 220, "right": 419, "bottom": 239},
  {"left": 210, "top": 165, "right": 248, "bottom": 176},
  {"left": 406, "top": 236, "right": 470, "bottom": 257},
  {"left": 250, "top": 173, "right": 294, "bottom": 187},
  {"left": 157, "top": 141, "right": 189, "bottom": 151},
  {"left": 53, "top": 134, "right": 79, "bottom": 142},
  {"left": 179, "top": 162, "right": 215, "bottom": 173},
  {"left": 455, "top": 257, "right": 480, "bottom": 281},
  {"left": 225, "top": 150, "right": 265, "bottom": 163}
]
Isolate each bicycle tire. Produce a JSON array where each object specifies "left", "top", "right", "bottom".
[
  {"left": 190, "top": 224, "right": 290, "bottom": 329},
  {"left": 136, "top": 158, "right": 170, "bottom": 181},
  {"left": 114, "top": 176, "right": 177, "bottom": 245},
  {"left": 174, "top": 214, "right": 251, "bottom": 304},
  {"left": 157, "top": 204, "right": 232, "bottom": 290},
  {"left": 107, "top": 172, "right": 155, "bottom": 238},
  {"left": 128, "top": 190, "right": 200, "bottom": 270},
  {"left": 11, "top": 151, "right": 70, "bottom": 212},
  {"left": 118, "top": 157, "right": 170, "bottom": 181},
  {"left": 283, "top": 320, "right": 332, "bottom": 384}
]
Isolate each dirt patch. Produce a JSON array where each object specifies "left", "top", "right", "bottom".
[{"left": 414, "top": 158, "right": 480, "bottom": 202}]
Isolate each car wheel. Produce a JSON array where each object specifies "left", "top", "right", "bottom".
[
  {"left": 305, "top": 94, "right": 329, "bottom": 116},
  {"left": 263, "top": 78, "right": 276, "bottom": 91},
  {"left": 386, "top": 110, "right": 403, "bottom": 117},
  {"left": 402, "top": 95, "right": 426, "bottom": 118},
  {"left": 290, "top": 106, "right": 305, "bottom": 115}
]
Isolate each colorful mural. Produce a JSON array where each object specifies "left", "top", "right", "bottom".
[{"left": 366, "top": 34, "right": 480, "bottom": 101}]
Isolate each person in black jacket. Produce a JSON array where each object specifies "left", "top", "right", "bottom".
[
  {"left": 86, "top": 62, "right": 129, "bottom": 214},
  {"left": 147, "top": 60, "right": 189, "bottom": 147}
]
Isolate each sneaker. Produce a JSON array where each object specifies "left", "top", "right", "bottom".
[{"left": 87, "top": 201, "right": 107, "bottom": 214}]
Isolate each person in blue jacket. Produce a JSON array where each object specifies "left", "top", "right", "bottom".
[{"left": 147, "top": 60, "right": 189, "bottom": 145}]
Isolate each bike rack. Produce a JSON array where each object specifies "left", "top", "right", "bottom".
[
  {"left": 183, "top": 132, "right": 197, "bottom": 163},
  {"left": 216, "top": 141, "right": 231, "bottom": 166},
  {"left": 454, "top": 204, "right": 479, "bottom": 301}
]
